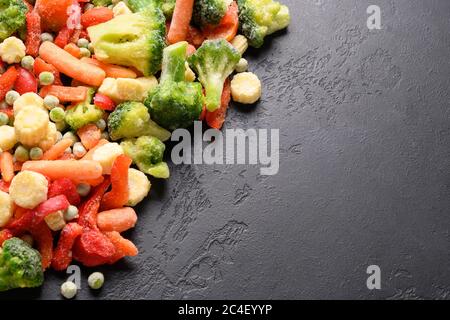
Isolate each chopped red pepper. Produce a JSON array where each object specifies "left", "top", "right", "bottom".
[
  {"left": 7, "top": 195, "right": 70, "bottom": 233},
  {"left": 14, "top": 67, "right": 38, "bottom": 95},
  {"left": 30, "top": 222, "right": 53, "bottom": 270},
  {"left": 93, "top": 93, "right": 116, "bottom": 111},
  {"left": 0, "top": 66, "right": 18, "bottom": 101},
  {"left": 72, "top": 229, "right": 116, "bottom": 267},
  {"left": 77, "top": 123, "right": 101, "bottom": 150},
  {"left": 0, "top": 229, "right": 13, "bottom": 246},
  {"left": 101, "top": 155, "right": 132, "bottom": 211},
  {"left": 33, "top": 57, "right": 62, "bottom": 85},
  {"left": 77, "top": 178, "right": 110, "bottom": 229},
  {"left": 25, "top": 10, "right": 41, "bottom": 57},
  {"left": 104, "top": 231, "right": 138, "bottom": 264},
  {"left": 48, "top": 178, "right": 81, "bottom": 206},
  {"left": 54, "top": 27, "right": 75, "bottom": 48},
  {"left": 0, "top": 179, "right": 10, "bottom": 193},
  {"left": 205, "top": 78, "right": 231, "bottom": 129},
  {"left": 52, "top": 222, "right": 83, "bottom": 271}
]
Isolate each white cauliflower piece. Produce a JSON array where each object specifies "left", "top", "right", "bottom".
[
  {"left": 92, "top": 142, "right": 124, "bottom": 175},
  {"left": 98, "top": 77, "right": 158, "bottom": 103},
  {"left": 230, "top": 72, "right": 262, "bottom": 104},
  {"left": 0, "top": 37, "right": 26, "bottom": 64},
  {"left": 0, "top": 191, "right": 13, "bottom": 228},
  {"left": 113, "top": 1, "right": 132, "bottom": 16},
  {"left": 38, "top": 122, "right": 58, "bottom": 151},
  {"left": 14, "top": 106, "right": 49, "bottom": 147},
  {"left": 13, "top": 92, "right": 46, "bottom": 116},
  {"left": 0, "top": 125, "right": 17, "bottom": 151},
  {"left": 127, "top": 168, "right": 151, "bottom": 206},
  {"left": 9, "top": 171, "right": 49, "bottom": 209}
]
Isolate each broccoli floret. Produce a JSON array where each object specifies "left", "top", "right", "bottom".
[
  {"left": 108, "top": 101, "right": 171, "bottom": 141},
  {"left": 121, "top": 136, "right": 169, "bottom": 178},
  {"left": 65, "top": 89, "right": 104, "bottom": 130},
  {"left": 193, "top": 0, "right": 227, "bottom": 27},
  {"left": 0, "top": 0, "right": 27, "bottom": 42},
  {"left": 188, "top": 39, "right": 240, "bottom": 112},
  {"left": 87, "top": 4, "right": 166, "bottom": 76},
  {"left": 0, "top": 238, "right": 44, "bottom": 292},
  {"left": 92, "top": 0, "right": 112, "bottom": 6},
  {"left": 237, "top": 0, "right": 290, "bottom": 48},
  {"left": 162, "top": 0, "right": 176, "bottom": 18},
  {"left": 128, "top": 0, "right": 174, "bottom": 19},
  {"left": 144, "top": 41, "right": 203, "bottom": 131}
]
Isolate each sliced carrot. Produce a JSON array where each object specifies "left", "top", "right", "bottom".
[
  {"left": 81, "top": 7, "right": 114, "bottom": 28},
  {"left": 22, "top": 160, "right": 103, "bottom": 181},
  {"left": 39, "top": 41, "right": 106, "bottom": 87},
  {"left": 203, "top": 1, "right": 239, "bottom": 42},
  {"left": 39, "top": 85, "right": 88, "bottom": 102},
  {"left": 206, "top": 78, "right": 231, "bottom": 129},
  {"left": 0, "top": 152, "right": 14, "bottom": 182},
  {"left": 81, "top": 139, "right": 109, "bottom": 160},
  {"left": 80, "top": 58, "right": 137, "bottom": 79},
  {"left": 77, "top": 124, "right": 101, "bottom": 150},
  {"left": 104, "top": 231, "right": 138, "bottom": 264},
  {"left": 97, "top": 207, "right": 137, "bottom": 233},
  {"left": 33, "top": 58, "right": 63, "bottom": 86},
  {"left": 71, "top": 175, "right": 105, "bottom": 187},
  {"left": 57, "top": 153, "right": 76, "bottom": 160},
  {"left": 64, "top": 43, "right": 81, "bottom": 58},
  {"left": 42, "top": 139, "right": 73, "bottom": 160},
  {"left": 167, "top": 0, "right": 195, "bottom": 44}
]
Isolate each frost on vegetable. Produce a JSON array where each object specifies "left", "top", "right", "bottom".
[
  {"left": 193, "top": 0, "right": 228, "bottom": 27},
  {"left": 0, "top": 0, "right": 27, "bottom": 42},
  {"left": 65, "top": 88, "right": 104, "bottom": 130}
]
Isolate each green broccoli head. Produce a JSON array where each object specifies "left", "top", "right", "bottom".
[
  {"left": 237, "top": 0, "right": 290, "bottom": 48},
  {"left": 193, "top": 0, "right": 228, "bottom": 27},
  {"left": 121, "top": 136, "right": 170, "bottom": 178},
  {"left": 108, "top": 101, "right": 171, "bottom": 141},
  {"left": 0, "top": 238, "right": 44, "bottom": 292},
  {"left": 145, "top": 41, "right": 203, "bottom": 131},
  {"left": 162, "top": 0, "right": 176, "bottom": 18},
  {"left": 65, "top": 89, "right": 104, "bottom": 130},
  {"left": 87, "top": 5, "right": 166, "bottom": 76},
  {"left": 0, "top": 0, "right": 27, "bottom": 42},
  {"left": 128, "top": 0, "right": 175, "bottom": 19},
  {"left": 188, "top": 39, "right": 240, "bottom": 111},
  {"left": 92, "top": 0, "right": 112, "bottom": 6}
]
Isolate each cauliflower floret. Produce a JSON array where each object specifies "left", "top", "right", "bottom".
[
  {"left": 9, "top": 171, "right": 48, "bottom": 209},
  {"left": 0, "top": 191, "right": 13, "bottom": 228},
  {"left": 113, "top": 1, "right": 132, "bottom": 16},
  {"left": 0, "top": 36, "right": 26, "bottom": 64},
  {"left": 98, "top": 77, "right": 158, "bottom": 103},
  {"left": 230, "top": 72, "right": 262, "bottom": 104},
  {"left": 127, "top": 168, "right": 151, "bottom": 206},
  {"left": 92, "top": 142, "right": 124, "bottom": 175},
  {"left": 0, "top": 125, "right": 17, "bottom": 151},
  {"left": 14, "top": 106, "right": 49, "bottom": 147},
  {"left": 13, "top": 92, "right": 46, "bottom": 116},
  {"left": 44, "top": 211, "right": 66, "bottom": 231},
  {"left": 38, "top": 122, "right": 58, "bottom": 151}
]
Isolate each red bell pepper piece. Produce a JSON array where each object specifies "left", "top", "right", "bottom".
[
  {"left": 48, "top": 178, "right": 81, "bottom": 206},
  {"left": 72, "top": 229, "right": 116, "bottom": 267},
  {"left": 33, "top": 57, "right": 63, "bottom": 85},
  {"left": 52, "top": 222, "right": 83, "bottom": 271},
  {"left": 14, "top": 67, "right": 38, "bottom": 95},
  {"left": 77, "top": 178, "right": 110, "bottom": 229},
  {"left": 25, "top": 10, "right": 42, "bottom": 57},
  {"left": 54, "top": 27, "right": 74, "bottom": 48},
  {"left": 7, "top": 195, "right": 70, "bottom": 232},
  {"left": 205, "top": 78, "right": 231, "bottom": 129},
  {"left": 0, "top": 60, "right": 5, "bottom": 74},
  {"left": 30, "top": 222, "right": 53, "bottom": 270},
  {"left": 0, "top": 66, "right": 18, "bottom": 101},
  {"left": 93, "top": 93, "right": 116, "bottom": 111},
  {"left": 0, "top": 229, "right": 13, "bottom": 246},
  {"left": 104, "top": 231, "right": 138, "bottom": 264},
  {"left": 101, "top": 155, "right": 132, "bottom": 210}
]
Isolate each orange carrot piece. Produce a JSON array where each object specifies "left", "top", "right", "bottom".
[
  {"left": 203, "top": 2, "right": 239, "bottom": 42},
  {"left": 71, "top": 175, "right": 105, "bottom": 187},
  {"left": 104, "top": 231, "right": 138, "bottom": 264},
  {"left": 77, "top": 124, "right": 101, "bottom": 150},
  {"left": 22, "top": 160, "right": 103, "bottom": 181},
  {"left": 42, "top": 139, "right": 73, "bottom": 160},
  {"left": 13, "top": 161, "right": 23, "bottom": 172},
  {"left": 97, "top": 207, "right": 137, "bottom": 233},
  {"left": 167, "top": 0, "right": 195, "bottom": 44},
  {"left": 80, "top": 58, "right": 137, "bottom": 79},
  {"left": 39, "top": 41, "right": 106, "bottom": 87},
  {"left": 64, "top": 43, "right": 81, "bottom": 58},
  {"left": 81, "top": 139, "right": 109, "bottom": 160},
  {"left": 0, "top": 152, "right": 14, "bottom": 182},
  {"left": 57, "top": 153, "right": 76, "bottom": 160},
  {"left": 39, "top": 85, "right": 88, "bottom": 102}
]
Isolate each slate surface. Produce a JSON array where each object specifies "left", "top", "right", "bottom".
[{"left": 2, "top": 0, "right": 450, "bottom": 300}]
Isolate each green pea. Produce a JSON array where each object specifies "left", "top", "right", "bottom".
[
  {"left": 14, "top": 146, "right": 29, "bottom": 162},
  {"left": 0, "top": 113, "right": 8, "bottom": 126},
  {"left": 5, "top": 90, "right": 20, "bottom": 106},
  {"left": 40, "top": 33, "right": 54, "bottom": 43},
  {"left": 44, "top": 95, "right": 60, "bottom": 110},
  {"left": 50, "top": 107, "right": 65, "bottom": 122},
  {"left": 21, "top": 55, "right": 35, "bottom": 70},
  {"left": 39, "top": 72, "right": 55, "bottom": 86},
  {"left": 29, "top": 147, "right": 43, "bottom": 160},
  {"left": 77, "top": 38, "right": 90, "bottom": 48},
  {"left": 79, "top": 48, "right": 91, "bottom": 58}
]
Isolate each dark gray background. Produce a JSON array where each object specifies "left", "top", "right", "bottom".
[{"left": 2, "top": 0, "right": 450, "bottom": 300}]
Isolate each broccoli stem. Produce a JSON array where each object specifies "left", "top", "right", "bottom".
[
  {"left": 204, "top": 75, "right": 224, "bottom": 111},
  {"left": 160, "top": 41, "right": 188, "bottom": 83}
]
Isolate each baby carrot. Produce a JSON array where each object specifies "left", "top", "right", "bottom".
[
  {"left": 39, "top": 41, "right": 106, "bottom": 87},
  {"left": 0, "top": 152, "right": 14, "bottom": 182},
  {"left": 81, "top": 139, "right": 109, "bottom": 160},
  {"left": 104, "top": 231, "right": 138, "bottom": 264},
  {"left": 80, "top": 58, "right": 137, "bottom": 79},
  {"left": 167, "top": 0, "right": 195, "bottom": 44},
  {"left": 97, "top": 207, "right": 137, "bottom": 233},
  {"left": 64, "top": 43, "right": 81, "bottom": 59},
  {"left": 39, "top": 85, "right": 88, "bottom": 102},
  {"left": 42, "top": 139, "right": 73, "bottom": 160},
  {"left": 22, "top": 160, "right": 103, "bottom": 181},
  {"left": 77, "top": 124, "right": 101, "bottom": 150}
]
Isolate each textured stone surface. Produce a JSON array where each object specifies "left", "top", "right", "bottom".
[{"left": 3, "top": 0, "right": 450, "bottom": 299}]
